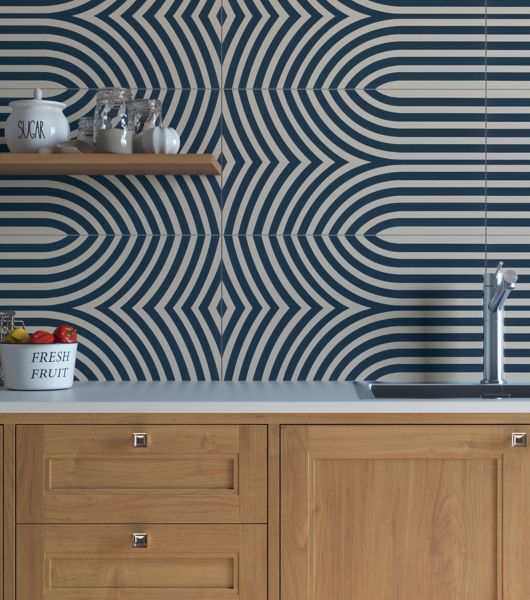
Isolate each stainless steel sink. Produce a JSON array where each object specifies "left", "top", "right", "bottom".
[{"left": 356, "top": 382, "right": 530, "bottom": 400}]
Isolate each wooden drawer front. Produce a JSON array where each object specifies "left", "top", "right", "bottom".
[
  {"left": 17, "top": 425, "right": 266, "bottom": 523},
  {"left": 17, "top": 524, "right": 267, "bottom": 600}
]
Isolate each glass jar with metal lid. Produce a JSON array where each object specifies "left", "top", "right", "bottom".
[
  {"left": 132, "top": 98, "right": 162, "bottom": 152},
  {"left": 133, "top": 99, "right": 162, "bottom": 134},
  {"left": 94, "top": 87, "right": 133, "bottom": 154},
  {"left": 77, "top": 116, "right": 95, "bottom": 145}
]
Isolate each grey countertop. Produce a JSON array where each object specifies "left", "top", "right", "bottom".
[{"left": 0, "top": 381, "right": 529, "bottom": 412}]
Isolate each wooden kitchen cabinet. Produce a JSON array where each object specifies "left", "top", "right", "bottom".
[
  {"left": 16, "top": 425, "right": 266, "bottom": 523},
  {"left": 17, "top": 524, "right": 266, "bottom": 600},
  {"left": 2, "top": 411, "right": 530, "bottom": 600},
  {"left": 0, "top": 427, "right": 3, "bottom": 600},
  {"left": 281, "top": 425, "right": 530, "bottom": 600}
]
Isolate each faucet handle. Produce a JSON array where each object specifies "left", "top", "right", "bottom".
[
  {"left": 493, "top": 262, "right": 517, "bottom": 288},
  {"left": 504, "top": 269, "right": 518, "bottom": 287}
]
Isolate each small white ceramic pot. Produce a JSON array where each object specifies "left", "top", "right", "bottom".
[
  {"left": 0, "top": 343, "right": 77, "bottom": 390},
  {"left": 141, "top": 127, "right": 180, "bottom": 154},
  {"left": 5, "top": 88, "right": 70, "bottom": 153}
]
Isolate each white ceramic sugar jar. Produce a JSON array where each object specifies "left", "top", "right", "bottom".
[{"left": 5, "top": 88, "right": 70, "bottom": 152}]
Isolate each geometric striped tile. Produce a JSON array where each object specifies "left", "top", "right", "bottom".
[
  {"left": 0, "top": 235, "right": 221, "bottom": 381},
  {"left": 486, "top": 88, "right": 530, "bottom": 237},
  {"left": 0, "top": 89, "right": 221, "bottom": 235},
  {"left": 222, "top": 235, "right": 485, "bottom": 381},
  {"left": 487, "top": 88, "right": 530, "bottom": 161},
  {"left": 486, "top": 164, "right": 530, "bottom": 237},
  {"left": 223, "top": 89, "right": 486, "bottom": 235},
  {"left": 223, "top": 0, "right": 486, "bottom": 89},
  {"left": 487, "top": 1, "right": 530, "bottom": 89},
  {"left": 0, "top": 0, "right": 517, "bottom": 385},
  {"left": 0, "top": 0, "right": 221, "bottom": 89}
]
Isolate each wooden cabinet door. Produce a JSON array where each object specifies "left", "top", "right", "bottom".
[
  {"left": 0, "top": 427, "right": 3, "bottom": 600},
  {"left": 282, "top": 425, "right": 530, "bottom": 600},
  {"left": 17, "top": 524, "right": 266, "bottom": 600},
  {"left": 17, "top": 425, "right": 266, "bottom": 523}
]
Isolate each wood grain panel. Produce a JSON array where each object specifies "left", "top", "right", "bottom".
[
  {"left": 281, "top": 427, "right": 309, "bottom": 600},
  {"left": 0, "top": 427, "right": 4, "bottom": 600},
  {"left": 17, "top": 524, "right": 266, "bottom": 600},
  {"left": 17, "top": 425, "right": 266, "bottom": 523},
  {"left": 503, "top": 425, "right": 530, "bottom": 600},
  {"left": 48, "top": 557, "right": 234, "bottom": 589},
  {"left": 0, "top": 154, "right": 222, "bottom": 176},
  {"left": 313, "top": 458, "right": 497, "bottom": 599},
  {"left": 48, "top": 456, "right": 235, "bottom": 490},
  {"left": 3, "top": 426, "right": 13, "bottom": 600},
  {"left": 282, "top": 425, "right": 506, "bottom": 600},
  {"left": 239, "top": 425, "right": 267, "bottom": 522},
  {"left": 267, "top": 425, "right": 280, "bottom": 600},
  {"left": 41, "top": 425, "right": 241, "bottom": 454},
  {"left": 308, "top": 425, "right": 504, "bottom": 457}
]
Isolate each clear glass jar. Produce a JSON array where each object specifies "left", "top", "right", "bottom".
[
  {"left": 94, "top": 87, "right": 133, "bottom": 154},
  {"left": 132, "top": 99, "right": 162, "bottom": 153},
  {"left": 77, "top": 116, "right": 95, "bottom": 144},
  {"left": 133, "top": 99, "right": 162, "bottom": 134}
]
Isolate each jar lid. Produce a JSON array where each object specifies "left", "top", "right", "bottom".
[
  {"left": 9, "top": 88, "right": 66, "bottom": 109},
  {"left": 133, "top": 98, "right": 161, "bottom": 109},
  {"left": 96, "top": 87, "right": 132, "bottom": 101}
]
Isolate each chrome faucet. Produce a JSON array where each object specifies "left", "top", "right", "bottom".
[{"left": 482, "top": 262, "right": 518, "bottom": 384}]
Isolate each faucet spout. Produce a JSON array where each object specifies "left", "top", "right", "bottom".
[{"left": 482, "top": 262, "right": 517, "bottom": 385}]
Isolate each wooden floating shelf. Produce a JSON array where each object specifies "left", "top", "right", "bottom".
[{"left": 0, "top": 153, "right": 221, "bottom": 176}]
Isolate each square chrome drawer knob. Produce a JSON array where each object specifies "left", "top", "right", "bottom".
[
  {"left": 512, "top": 433, "right": 528, "bottom": 447},
  {"left": 132, "top": 432, "right": 148, "bottom": 448},
  {"left": 132, "top": 533, "right": 148, "bottom": 548}
]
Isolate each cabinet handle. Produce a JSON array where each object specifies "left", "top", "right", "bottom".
[
  {"left": 132, "top": 533, "right": 148, "bottom": 548},
  {"left": 132, "top": 432, "right": 148, "bottom": 448},
  {"left": 512, "top": 432, "right": 528, "bottom": 447}
]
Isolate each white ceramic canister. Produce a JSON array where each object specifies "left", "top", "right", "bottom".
[
  {"left": 0, "top": 343, "right": 77, "bottom": 390},
  {"left": 5, "top": 88, "right": 70, "bottom": 152},
  {"left": 141, "top": 126, "right": 180, "bottom": 154}
]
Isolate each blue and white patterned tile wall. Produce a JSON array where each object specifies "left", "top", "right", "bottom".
[{"left": 0, "top": 0, "right": 526, "bottom": 382}]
